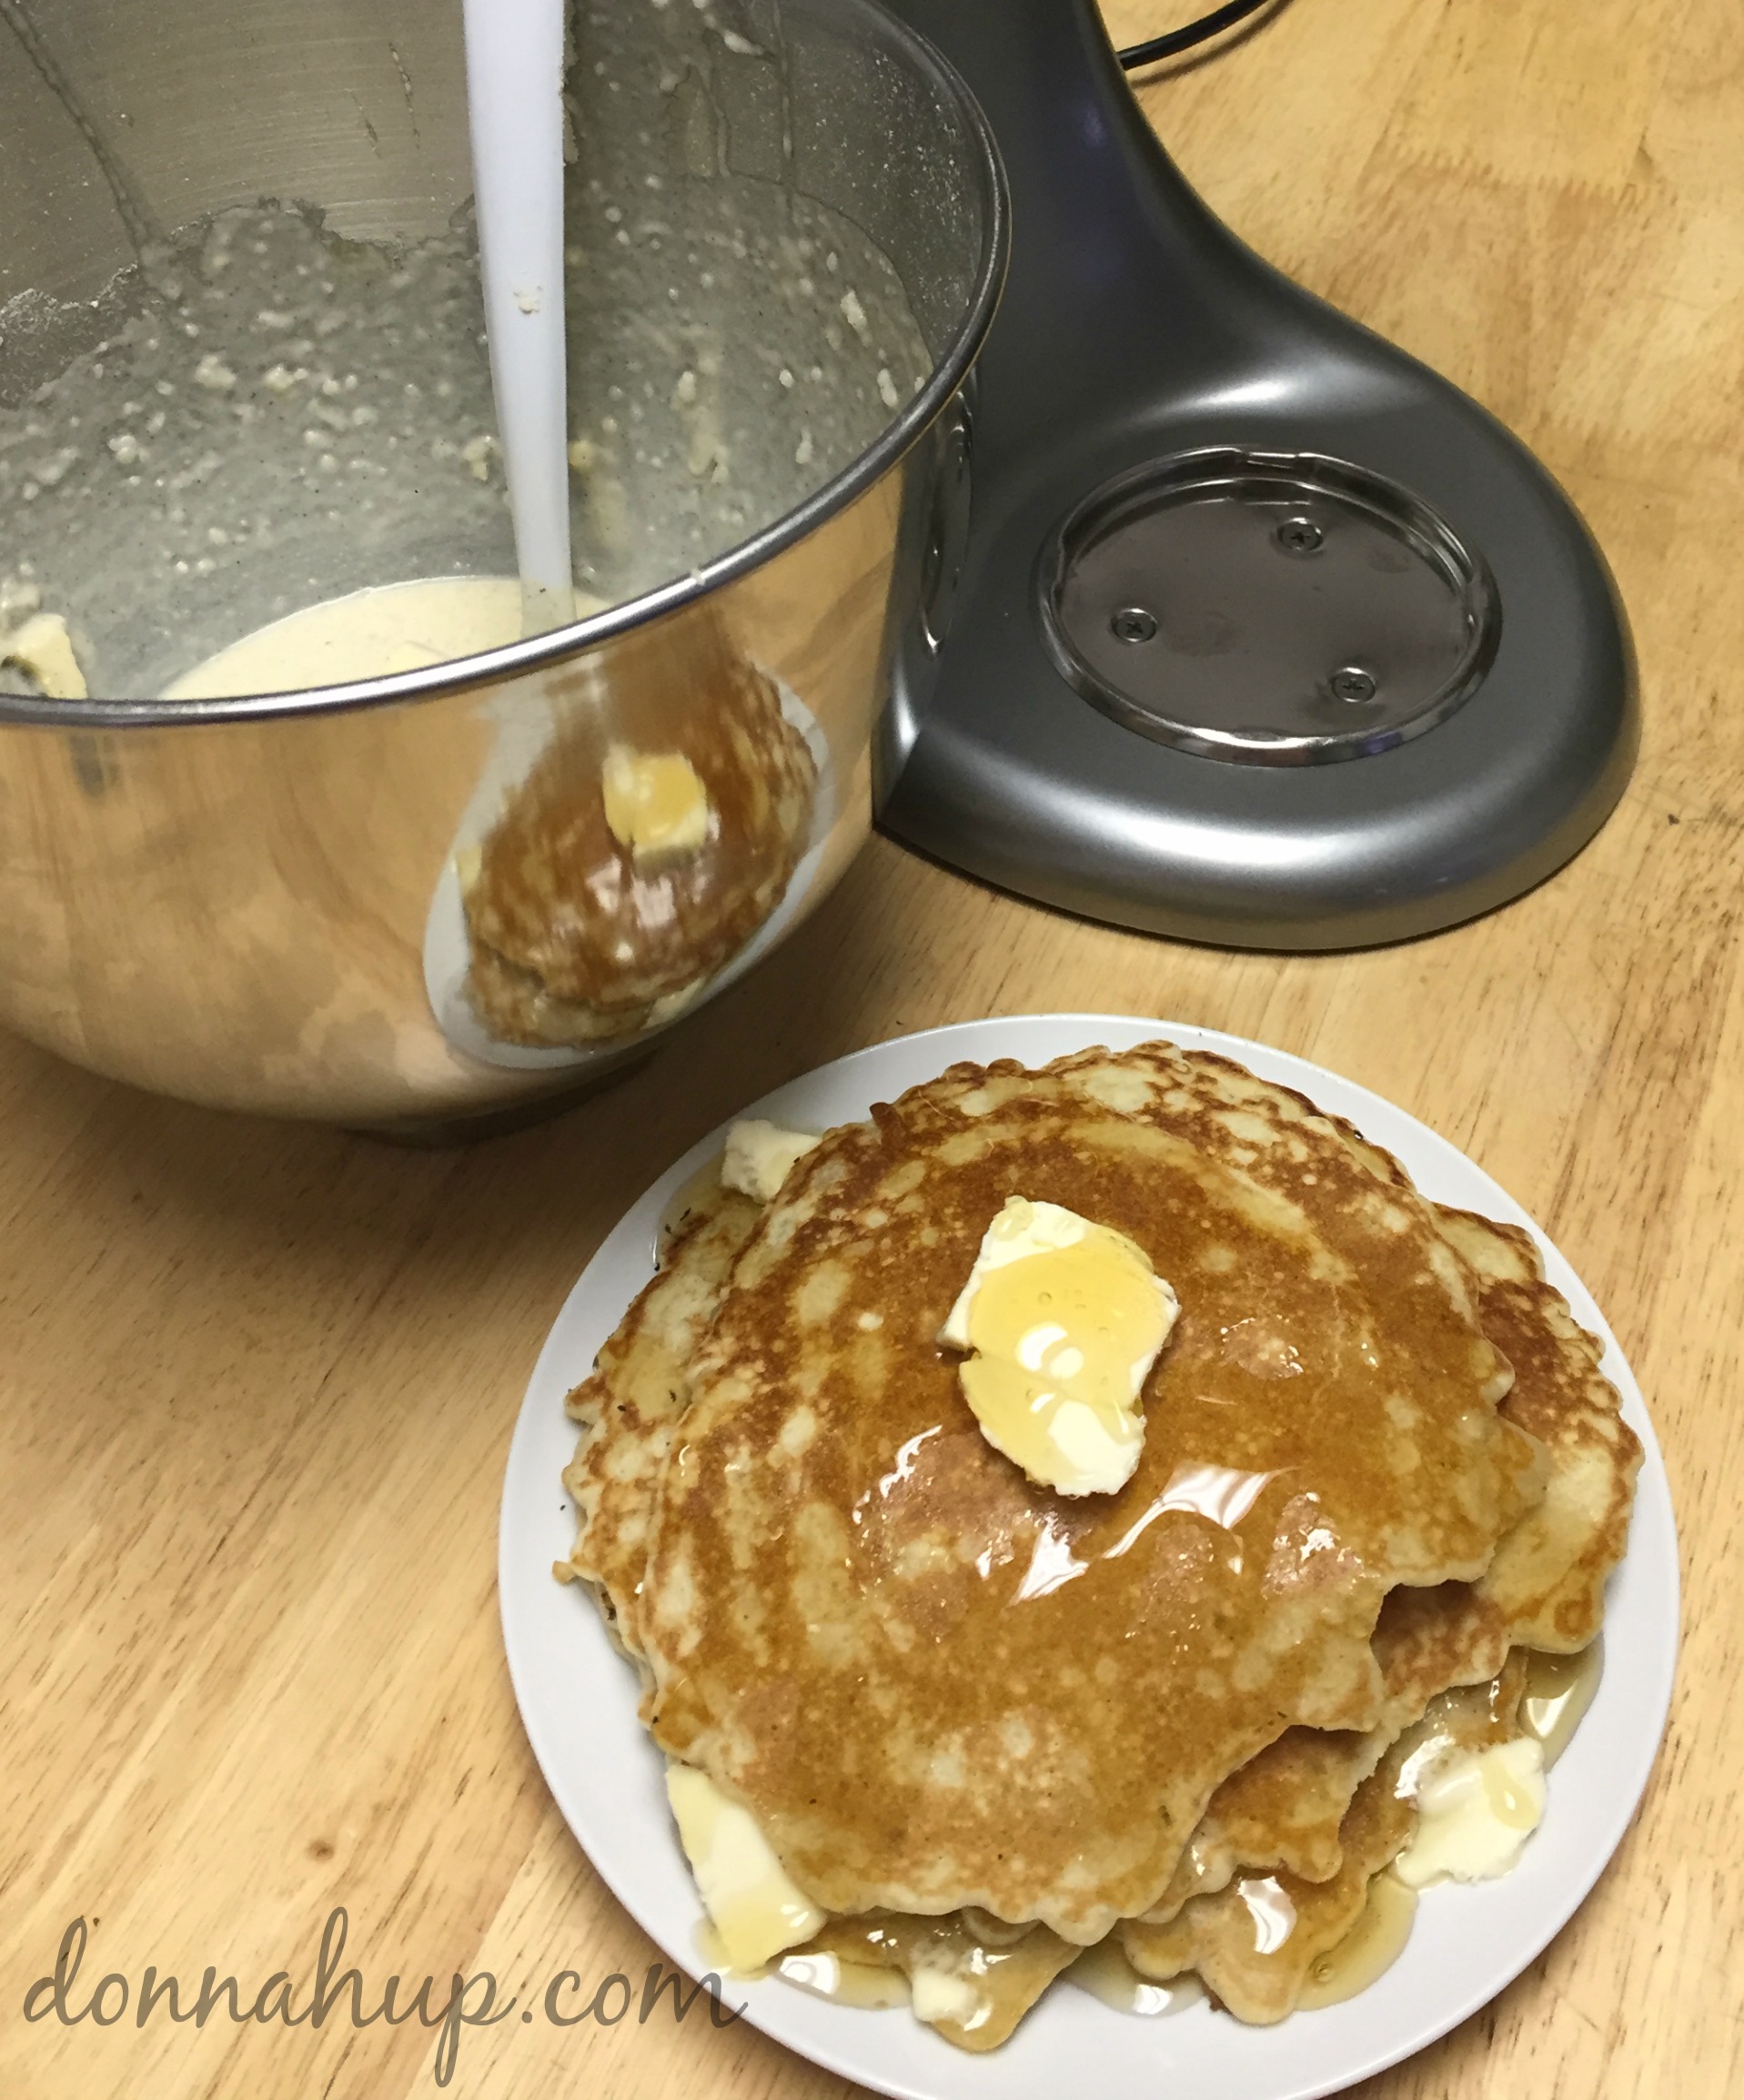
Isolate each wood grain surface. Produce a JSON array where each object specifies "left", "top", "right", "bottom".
[{"left": 5, "top": 1, "right": 1739, "bottom": 2094}]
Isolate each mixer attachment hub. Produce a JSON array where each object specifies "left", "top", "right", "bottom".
[{"left": 1038, "top": 449, "right": 1499, "bottom": 769}]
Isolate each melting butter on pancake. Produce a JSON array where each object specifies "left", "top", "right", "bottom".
[
  {"left": 636, "top": 1044, "right": 1542, "bottom": 1943},
  {"left": 666, "top": 1762, "right": 824, "bottom": 1968},
  {"left": 721, "top": 1120, "right": 822, "bottom": 1204},
  {"left": 938, "top": 1196, "right": 1179, "bottom": 1497},
  {"left": 1393, "top": 1734, "right": 1545, "bottom": 1886}
]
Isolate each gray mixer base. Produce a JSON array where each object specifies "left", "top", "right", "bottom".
[{"left": 877, "top": 0, "right": 1636, "bottom": 950}]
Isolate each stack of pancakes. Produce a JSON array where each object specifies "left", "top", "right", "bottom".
[{"left": 558, "top": 1043, "right": 1638, "bottom": 2045}]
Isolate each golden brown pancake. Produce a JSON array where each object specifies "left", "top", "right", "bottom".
[
  {"left": 1144, "top": 1209, "right": 1638, "bottom": 1921},
  {"left": 464, "top": 609, "right": 814, "bottom": 1046},
  {"left": 1435, "top": 1206, "right": 1641, "bottom": 1651},
  {"left": 637, "top": 1045, "right": 1541, "bottom": 1942},
  {"left": 1286, "top": 1102, "right": 1640, "bottom": 1651},
  {"left": 791, "top": 1651, "right": 1539, "bottom": 2040},
  {"left": 1100, "top": 1580, "right": 1510, "bottom": 1926},
  {"left": 559, "top": 1180, "right": 761, "bottom": 1670},
  {"left": 1119, "top": 1654, "right": 1530, "bottom": 2023}
]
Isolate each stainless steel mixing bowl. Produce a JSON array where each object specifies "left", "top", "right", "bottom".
[{"left": 0, "top": 0, "right": 1004, "bottom": 1125}]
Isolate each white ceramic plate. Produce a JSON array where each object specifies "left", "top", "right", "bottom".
[{"left": 499, "top": 1015, "right": 1679, "bottom": 2100}]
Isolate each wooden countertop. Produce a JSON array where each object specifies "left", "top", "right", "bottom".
[{"left": 5, "top": 1, "right": 1739, "bottom": 2093}]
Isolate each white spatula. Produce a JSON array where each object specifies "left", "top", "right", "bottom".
[{"left": 463, "top": 0, "right": 575, "bottom": 635}]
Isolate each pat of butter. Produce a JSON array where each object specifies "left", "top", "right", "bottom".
[
  {"left": 1394, "top": 1736, "right": 1546, "bottom": 1888},
  {"left": 909, "top": 1960, "right": 986, "bottom": 2032},
  {"left": 721, "top": 1119, "right": 821, "bottom": 1204},
  {"left": 602, "top": 745, "right": 711, "bottom": 859},
  {"left": 666, "top": 1763, "right": 824, "bottom": 1971},
  {"left": 940, "top": 1197, "right": 1177, "bottom": 1498},
  {"left": 1, "top": 611, "right": 87, "bottom": 701}
]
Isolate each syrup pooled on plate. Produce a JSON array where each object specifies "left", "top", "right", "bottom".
[{"left": 1296, "top": 1872, "right": 1418, "bottom": 2011}]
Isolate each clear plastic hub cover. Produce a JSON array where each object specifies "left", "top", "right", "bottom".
[{"left": 1039, "top": 449, "right": 1501, "bottom": 767}]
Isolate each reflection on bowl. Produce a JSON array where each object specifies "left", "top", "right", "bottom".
[{"left": 459, "top": 610, "right": 819, "bottom": 1052}]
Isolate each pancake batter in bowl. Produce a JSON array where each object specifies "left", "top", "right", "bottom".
[{"left": 161, "top": 575, "right": 530, "bottom": 697}]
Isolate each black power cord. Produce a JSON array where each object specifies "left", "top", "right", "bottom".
[{"left": 1117, "top": 0, "right": 1271, "bottom": 69}]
